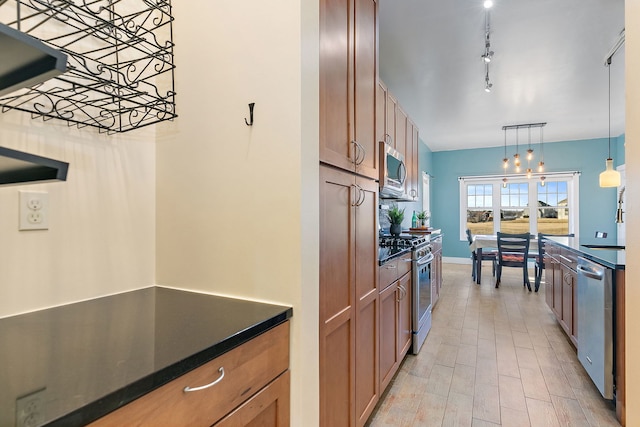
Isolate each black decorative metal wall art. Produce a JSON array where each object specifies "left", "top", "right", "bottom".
[{"left": 0, "top": 0, "right": 177, "bottom": 133}]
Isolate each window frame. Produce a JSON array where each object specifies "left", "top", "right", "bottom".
[{"left": 459, "top": 172, "right": 580, "bottom": 240}]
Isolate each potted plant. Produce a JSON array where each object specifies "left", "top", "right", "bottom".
[
  {"left": 387, "top": 204, "right": 405, "bottom": 236},
  {"left": 417, "top": 210, "right": 430, "bottom": 228}
]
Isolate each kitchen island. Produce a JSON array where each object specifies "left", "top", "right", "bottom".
[
  {"left": 0, "top": 287, "right": 292, "bottom": 426},
  {"left": 542, "top": 235, "right": 625, "bottom": 425}
]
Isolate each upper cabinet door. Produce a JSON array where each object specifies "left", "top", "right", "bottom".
[
  {"left": 320, "top": 0, "right": 378, "bottom": 180},
  {"left": 353, "top": 0, "right": 378, "bottom": 179},
  {"left": 320, "top": 0, "right": 352, "bottom": 173}
]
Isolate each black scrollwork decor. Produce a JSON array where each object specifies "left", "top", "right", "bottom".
[{"left": 0, "top": 0, "right": 177, "bottom": 133}]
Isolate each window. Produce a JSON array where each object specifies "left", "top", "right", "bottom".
[
  {"left": 460, "top": 173, "right": 579, "bottom": 239},
  {"left": 537, "top": 180, "right": 570, "bottom": 234},
  {"left": 466, "top": 184, "right": 494, "bottom": 235}
]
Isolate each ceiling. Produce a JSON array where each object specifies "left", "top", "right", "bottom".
[{"left": 378, "top": 0, "right": 626, "bottom": 152}]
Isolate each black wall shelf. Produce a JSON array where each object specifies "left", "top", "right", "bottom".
[{"left": 0, "top": 0, "right": 177, "bottom": 133}]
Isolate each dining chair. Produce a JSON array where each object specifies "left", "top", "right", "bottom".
[
  {"left": 535, "top": 232, "right": 575, "bottom": 292},
  {"left": 466, "top": 229, "right": 496, "bottom": 283},
  {"left": 495, "top": 232, "right": 532, "bottom": 291}
]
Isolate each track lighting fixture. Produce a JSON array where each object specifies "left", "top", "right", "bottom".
[
  {"left": 482, "top": 6, "right": 493, "bottom": 92},
  {"left": 484, "top": 67, "right": 492, "bottom": 92}
]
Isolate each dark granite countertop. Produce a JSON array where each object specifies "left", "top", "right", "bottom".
[
  {"left": 543, "top": 236, "right": 625, "bottom": 270},
  {"left": 0, "top": 287, "right": 292, "bottom": 426}
]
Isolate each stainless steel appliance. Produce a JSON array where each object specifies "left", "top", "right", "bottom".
[
  {"left": 576, "top": 256, "right": 614, "bottom": 399},
  {"left": 411, "top": 239, "right": 433, "bottom": 354},
  {"left": 379, "top": 142, "right": 407, "bottom": 199},
  {"left": 378, "top": 233, "right": 432, "bottom": 354}
]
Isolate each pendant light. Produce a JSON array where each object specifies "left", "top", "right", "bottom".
[
  {"left": 599, "top": 57, "right": 621, "bottom": 188},
  {"left": 513, "top": 129, "right": 521, "bottom": 172},
  {"left": 538, "top": 126, "right": 545, "bottom": 173}
]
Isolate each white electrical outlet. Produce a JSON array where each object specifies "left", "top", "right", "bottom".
[
  {"left": 19, "top": 191, "right": 49, "bottom": 231},
  {"left": 15, "top": 388, "right": 46, "bottom": 427}
]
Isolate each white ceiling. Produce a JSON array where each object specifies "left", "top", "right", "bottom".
[{"left": 379, "top": 0, "right": 626, "bottom": 152}]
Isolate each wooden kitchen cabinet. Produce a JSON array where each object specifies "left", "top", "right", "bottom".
[
  {"left": 378, "top": 258, "right": 411, "bottom": 393},
  {"left": 319, "top": 164, "right": 379, "bottom": 427},
  {"left": 319, "top": 0, "right": 378, "bottom": 180},
  {"left": 89, "top": 322, "right": 290, "bottom": 427},
  {"left": 395, "top": 105, "right": 407, "bottom": 158},
  {"left": 404, "top": 118, "right": 419, "bottom": 200},
  {"left": 397, "top": 272, "right": 412, "bottom": 358},
  {"left": 431, "top": 235, "right": 443, "bottom": 307},
  {"left": 560, "top": 264, "right": 577, "bottom": 344},
  {"left": 379, "top": 277, "right": 399, "bottom": 392},
  {"left": 214, "top": 371, "right": 290, "bottom": 427},
  {"left": 385, "top": 91, "right": 397, "bottom": 150},
  {"left": 377, "top": 81, "right": 420, "bottom": 200},
  {"left": 543, "top": 242, "right": 578, "bottom": 347}
]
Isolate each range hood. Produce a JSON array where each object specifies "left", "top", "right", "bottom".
[
  {"left": 0, "top": 146, "right": 68, "bottom": 186},
  {"left": 0, "top": 22, "right": 68, "bottom": 97}
]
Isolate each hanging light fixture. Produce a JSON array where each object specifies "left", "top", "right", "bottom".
[
  {"left": 501, "top": 122, "right": 546, "bottom": 177},
  {"left": 513, "top": 128, "right": 521, "bottom": 172},
  {"left": 484, "top": 64, "right": 492, "bottom": 92},
  {"left": 482, "top": 5, "right": 493, "bottom": 92},
  {"left": 599, "top": 56, "right": 621, "bottom": 187},
  {"left": 538, "top": 126, "right": 545, "bottom": 173},
  {"left": 502, "top": 128, "right": 509, "bottom": 169}
]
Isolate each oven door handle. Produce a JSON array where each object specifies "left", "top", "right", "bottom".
[{"left": 416, "top": 253, "right": 434, "bottom": 266}]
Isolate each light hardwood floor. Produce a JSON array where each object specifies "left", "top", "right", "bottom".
[{"left": 367, "top": 262, "right": 620, "bottom": 427}]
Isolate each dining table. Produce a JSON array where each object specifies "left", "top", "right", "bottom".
[{"left": 469, "top": 234, "right": 539, "bottom": 284}]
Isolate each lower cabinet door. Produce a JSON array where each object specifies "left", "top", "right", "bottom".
[
  {"left": 397, "top": 272, "right": 412, "bottom": 358},
  {"left": 379, "top": 282, "right": 399, "bottom": 392},
  {"left": 214, "top": 371, "right": 290, "bottom": 427}
]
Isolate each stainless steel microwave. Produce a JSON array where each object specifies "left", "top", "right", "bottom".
[{"left": 379, "top": 142, "right": 407, "bottom": 198}]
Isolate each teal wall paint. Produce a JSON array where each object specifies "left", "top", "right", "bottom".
[{"left": 431, "top": 137, "right": 622, "bottom": 259}]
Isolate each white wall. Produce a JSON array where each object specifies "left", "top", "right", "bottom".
[
  {"left": 0, "top": 106, "right": 156, "bottom": 317},
  {"left": 156, "top": 1, "right": 319, "bottom": 424},
  {"left": 624, "top": 0, "right": 639, "bottom": 424}
]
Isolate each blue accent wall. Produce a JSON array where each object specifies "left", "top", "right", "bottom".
[{"left": 430, "top": 137, "right": 623, "bottom": 259}]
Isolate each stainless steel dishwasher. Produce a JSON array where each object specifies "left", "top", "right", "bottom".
[{"left": 576, "top": 256, "right": 613, "bottom": 399}]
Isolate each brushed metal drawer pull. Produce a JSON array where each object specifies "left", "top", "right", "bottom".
[{"left": 183, "top": 367, "right": 225, "bottom": 392}]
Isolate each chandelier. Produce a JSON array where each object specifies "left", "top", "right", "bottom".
[{"left": 501, "top": 122, "right": 547, "bottom": 186}]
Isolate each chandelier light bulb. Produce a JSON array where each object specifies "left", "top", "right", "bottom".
[
  {"left": 527, "top": 148, "right": 533, "bottom": 160},
  {"left": 526, "top": 168, "right": 532, "bottom": 179},
  {"left": 502, "top": 177, "right": 508, "bottom": 188},
  {"left": 502, "top": 158, "right": 509, "bottom": 168},
  {"left": 514, "top": 153, "right": 520, "bottom": 167},
  {"left": 538, "top": 161, "right": 544, "bottom": 172},
  {"left": 540, "top": 176, "right": 546, "bottom": 186}
]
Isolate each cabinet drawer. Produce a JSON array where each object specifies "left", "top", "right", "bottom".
[
  {"left": 396, "top": 253, "right": 412, "bottom": 278},
  {"left": 90, "top": 322, "right": 290, "bottom": 427},
  {"left": 379, "top": 258, "right": 398, "bottom": 290}
]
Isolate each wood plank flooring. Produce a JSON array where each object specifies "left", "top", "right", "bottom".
[{"left": 367, "top": 263, "right": 620, "bottom": 427}]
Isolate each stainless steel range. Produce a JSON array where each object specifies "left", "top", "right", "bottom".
[
  {"left": 410, "top": 239, "right": 433, "bottom": 354},
  {"left": 379, "top": 234, "right": 432, "bottom": 354}
]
